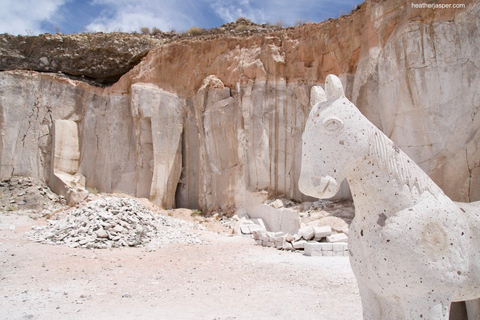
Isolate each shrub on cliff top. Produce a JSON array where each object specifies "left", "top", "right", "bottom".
[
  {"left": 235, "top": 24, "right": 249, "bottom": 33},
  {"left": 186, "top": 26, "right": 206, "bottom": 36},
  {"left": 236, "top": 17, "right": 251, "bottom": 24},
  {"left": 151, "top": 27, "right": 162, "bottom": 35}
]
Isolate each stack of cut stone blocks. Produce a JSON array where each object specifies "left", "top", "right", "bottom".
[
  {"left": 304, "top": 242, "right": 349, "bottom": 256},
  {"left": 240, "top": 220, "right": 348, "bottom": 256}
]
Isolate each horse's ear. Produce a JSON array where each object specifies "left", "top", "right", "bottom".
[
  {"left": 325, "top": 74, "right": 345, "bottom": 100},
  {"left": 310, "top": 85, "right": 327, "bottom": 107}
]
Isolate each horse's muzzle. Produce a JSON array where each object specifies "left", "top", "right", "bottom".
[{"left": 298, "top": 174, "right": 339, "bottom": 199}]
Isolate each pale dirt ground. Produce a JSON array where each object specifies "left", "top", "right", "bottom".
[{"left": 0, "top": 182, "right": 362, "bottom": 320}]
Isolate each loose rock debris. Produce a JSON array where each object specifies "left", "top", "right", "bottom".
[
  {"left": 249, "top": 225, "right": 349, "bottom": 256},
  {"left": 238, "top": 198, "right": 354, "bottom": 256},
  {"left": 0, "top": 176, "right": 66, "bottom": 219},
  {"left": 29, "top": 196, "right": 201, "bottom": 249}
]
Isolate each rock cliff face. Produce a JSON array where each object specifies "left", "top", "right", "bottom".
[
  {"left": 1, "top": 0, "right": 479, "bottom": 212},
  {"left": 0, "top": 33, "right": 165, "bottom": 85}
]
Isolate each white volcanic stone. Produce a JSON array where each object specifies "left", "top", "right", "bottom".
[
  {"left": 131, "top": 83, "right": 186, "bottom": 208},
  {"left": 326, "top": 233, "right": 348, "bottom": 243},
  {"left": 299, "top": 74, "right": 480, "bottom": 319},
  {"left": 49, "top": 120, "right": 88, "bottom": 205},
  {"left": 299, "top": 226, "right": 315, "bottom": 241},
  {"left": 310, "top": 85, "right": 327, "bottom": 107},
  {"left": 292, "top": 240, "right": 307, "bottom": 250},
  {"left": 245, "top": 204, "right": 300, "bottom": 235},
  {"left": 313, "top": 226, "right": 333, "bottom": 241},
  {"left": 29, "top": 196, "right": 200, "bottom": 249},
  {"left": 0, "top": 1, "right": 479, "bottom": 214},
  {"left": 350, "top": 6, "right": 480, "bottom": 202}
]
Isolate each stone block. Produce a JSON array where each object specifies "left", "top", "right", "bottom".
[
  {"left": 240, "top": 225, "right": 252, "bottom": 234},
  {"left": 313, "top": 226, "right": 333, "bottom": 241},
  {"left": 272, "top": 236, "right": 285, "bottom": 248},
  {"left": 285, "top": 234, "right": 295, "bottom": 243},
  {"left": 322, "top": 251, "right": 334, "bottom": 256},
  {"left": 299, "top": 226, "right": 315, "bottom": 241},
  {"left": 326, "top": 233, "right": 348, "bottom": 243},
  {"left": 292, "top": 240, "right": 307, "bottom": 250},
  {"left": 245, "top": 204, "right": 300, "bottom": 235},
  {"left": 252, "top": 229, "right": 267, "bottom": 240},
  {"left": 320, "top": 243, "right": 333, "bottom": 251},
  {"left": 304, "top": 243, "right": 324, "bottom": 256},
  {"left": 248, "top": 224, "right": 264, "bottom": 233},
  {"left": 332, "top": 242, "right": 347, "bottom": 252},
  {"left": 258, "top": 235, "right": 269, "bottom": 242},
  {"left": 267, "top": 231, "right": 284, "bottom": 237},
  {"left": 251, "top": 218, "right": 266, "bottom": 230},
  {"left": 282, "top": 241, "right": 294, "bottom": 251}
]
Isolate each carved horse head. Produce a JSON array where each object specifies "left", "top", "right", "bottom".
[{"left": 299, "top": 75, "right": 371, "bottom": 199}]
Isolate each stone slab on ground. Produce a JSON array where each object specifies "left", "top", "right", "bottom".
[
  {"left": 299, "top": 226, "right": 315, "bottom": 241},
  {"left": 292, "top": 240, "right": 307, "bottom": 250},
  {"left": 313, "top": 226, "right": 333, "bottom": 241},
  {"left": 326, "top": 233, "right": 349, "bottom": 243},
  {"left": 304, "top": 242, "right": 349, "bottom": 257}
]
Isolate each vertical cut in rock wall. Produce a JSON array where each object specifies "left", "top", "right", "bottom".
[
  {"left": 131, "top": 83, "right": 186, "bottom": 209},
  {"left": 77, "top": 92, "right": 137, "bottom": 195},
  {"left": 49, "top": 119, "right": 88, "bottom": 205}
]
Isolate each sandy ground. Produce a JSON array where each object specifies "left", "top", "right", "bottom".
[{"left": 0, "top": 212, "right": 362, "bottom": 320}]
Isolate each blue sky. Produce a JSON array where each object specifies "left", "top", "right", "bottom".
[{"left": 0, "top": 0, "right": 364, "bottom": 35}]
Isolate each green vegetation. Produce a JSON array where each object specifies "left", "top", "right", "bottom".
[
  {"left": 190, "top": 209, "right": 202, "bottom": 217},
  {"left": 87, "top": 187, "right": 99, "bottom": 195}
]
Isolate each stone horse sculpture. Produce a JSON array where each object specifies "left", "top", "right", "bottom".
[{"left": 299, "top": 74, "right": 480, "bottom": 319}]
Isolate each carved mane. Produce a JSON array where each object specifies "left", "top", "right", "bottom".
[{"left": 368, "top": 125, "right": 442, "bottom": 197}]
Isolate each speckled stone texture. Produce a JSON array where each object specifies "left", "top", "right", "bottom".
[{"left": 299, "top": 75, "right": 480, "bottom": 320}]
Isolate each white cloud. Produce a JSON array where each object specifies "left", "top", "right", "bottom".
[
  {"left": 209, "top": 0, "right": 360, "bottom": 26},
  {"left": 210, "top": 0, "right": 266, "bottom": 25},
  {"left": 0, "top": 0, "right": 363, "bottom": 35},
  {"left": 86, "top": 0, "right": 198, "bottom": 33},
  {"left": 0, "top": 0, "right": 67, "bottom": 35}
]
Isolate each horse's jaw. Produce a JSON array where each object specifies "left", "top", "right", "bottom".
[{"left": 298, "top": 175, "right": 339, "bottom": 199}]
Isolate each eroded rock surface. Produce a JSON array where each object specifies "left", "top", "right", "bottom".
[
  {"left": 0, "top": 33, "right": 164, "bottom": 85},
  {"left": 0, "top": 176, "right": 66, "bottom": 219}
]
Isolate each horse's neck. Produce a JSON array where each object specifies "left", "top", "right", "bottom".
[
  {"left": 347, "top": 128, "right": 443, "bottom": 217},
  {"left": 347, "top": 161, "right": 420, "bottom": 216}
]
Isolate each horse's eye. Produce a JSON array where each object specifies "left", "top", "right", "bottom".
[{"left": 323, "top": 117, "right": 344, "bottom": 134}]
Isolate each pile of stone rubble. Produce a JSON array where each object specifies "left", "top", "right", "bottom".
[
  {"left": 29, "top": 196, "right": 200, "bottom": 249},
  {"left": 0, "top": 176, "right": 66, "bottom": 219}
]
